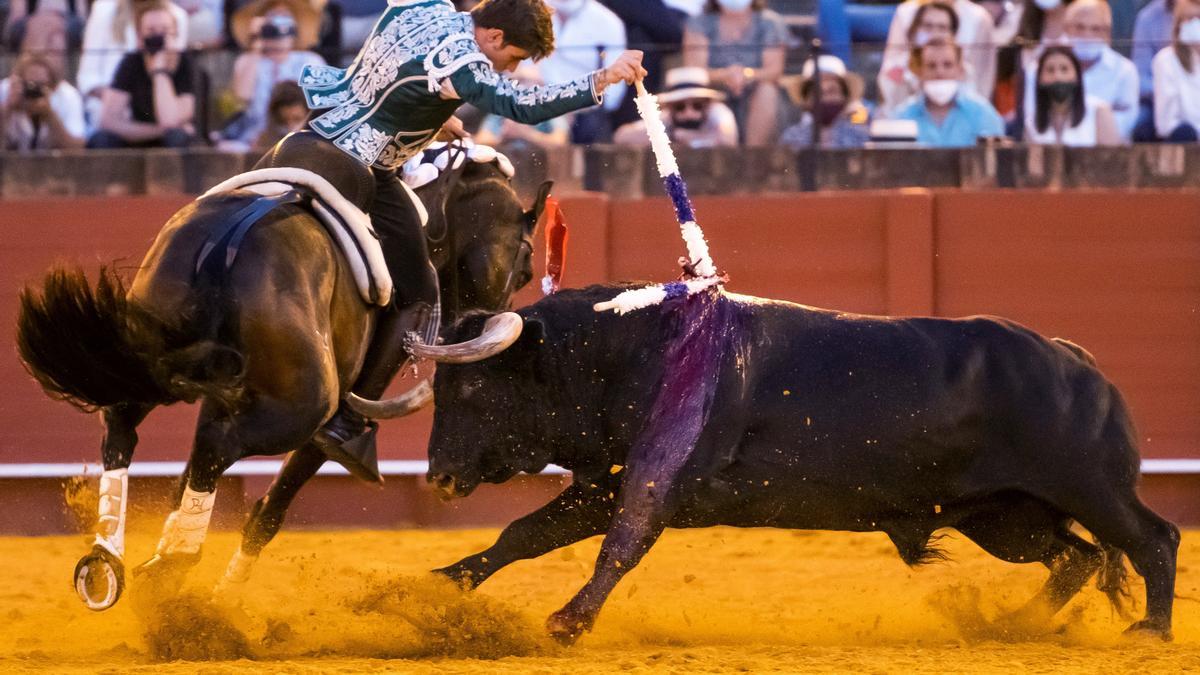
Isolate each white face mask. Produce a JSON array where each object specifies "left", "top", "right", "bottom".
[
  {"left": 913, "top": 29, "right": 932, "bottom": 47},
  {"left": 1180, "top": 17, "right": 1200, "bottom": 45},
  {"left": 550, "top": 0, "right": 587, "bottom": 16},
  {"left": 923, "top": 79, "right": 959, "bottom": 106},
  {"left": 1071, "top": 37, "right": 1106, "bottom": 61},
  {"left": 717, "top": 0, "right": 754, "bottom": 11},
  {"left": 1033, "top": 0, "right": 1062, "bottom": 10}
]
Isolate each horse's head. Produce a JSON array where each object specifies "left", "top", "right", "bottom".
[{"left": 423, "top": 160, "right": 551, "bottom": 321}]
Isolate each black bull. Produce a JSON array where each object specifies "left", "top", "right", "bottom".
[{"left": 427, "top": 284, "right": 1179, "bottom": 643}]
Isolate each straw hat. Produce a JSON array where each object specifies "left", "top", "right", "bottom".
[
  {"left": 231, "top": 0, "right": 320, "bottom": 50},
  {"left": 787, "top": 54, "right": 865, "bottom": 106},
  {"left": 657, "top": 67, "right": 727, "bottom": 104}
]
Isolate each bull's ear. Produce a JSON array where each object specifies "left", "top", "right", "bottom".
[
  {"left": 526, "top": 181, "right": 554, "bottom": 234},
  {"left": 519, "top": 317, "right": 546, "bottom": 348}
]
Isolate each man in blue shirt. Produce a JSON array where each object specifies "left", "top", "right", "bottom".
[{"left": 893, "top": 39, "right": 1004, "bottom": 147}]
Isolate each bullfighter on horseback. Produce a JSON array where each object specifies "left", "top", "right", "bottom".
[{"left": 258, "top": 0, "right": 646, "bottom": 478}]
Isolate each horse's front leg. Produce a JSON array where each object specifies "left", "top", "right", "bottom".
[
  {"left": 546, "top": 469, "right": 678, "bottom": 645},
  {"left": 74, "top": 402, "right": 155, "bottom": 611},
  {"left": 215, "top": 442, "right": 326, "bottom": 596}
]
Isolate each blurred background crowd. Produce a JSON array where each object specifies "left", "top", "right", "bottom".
[{"left": 0, "top": 0, "right": 1198, "bottom": 153}]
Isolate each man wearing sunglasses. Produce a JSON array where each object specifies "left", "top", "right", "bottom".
[{"left": 614, "top": 66, "right": 738, "bottom": 147}]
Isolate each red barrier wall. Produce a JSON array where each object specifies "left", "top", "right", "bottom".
[{"left": 3, "top": 189, "right": 1199, "bottom": 524}]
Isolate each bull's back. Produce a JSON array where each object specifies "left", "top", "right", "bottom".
[{"left": 721, "top": 294, "right": 1133, "bottom": 494}]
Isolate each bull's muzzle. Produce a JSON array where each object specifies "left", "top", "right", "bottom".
[{"left": 427, "top": 472, "right": 474, "bottom": 499}]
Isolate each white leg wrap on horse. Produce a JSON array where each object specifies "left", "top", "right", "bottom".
[
  {"left": 95, "top": 468, "right": 128, "bottom": 557},
  {"left": 156, "top": 487, "right": 217, "bottom": 556},
  {"left": 222, "top": 548, "right": 258, "bottom": 585}
]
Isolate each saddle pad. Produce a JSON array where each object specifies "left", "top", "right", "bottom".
[{"left": 203, "top": 168, "right": 405, "bottom": 307}]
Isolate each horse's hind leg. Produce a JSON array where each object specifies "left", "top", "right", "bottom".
[{"left": 217, "top": 442, "right": 327, "bottom": 592}]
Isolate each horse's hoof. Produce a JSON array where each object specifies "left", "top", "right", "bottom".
[
  {"left": 431, "top": 564, "right": 479, "bottom": 591},
  {"left": 1124, "top": 619, "right": 1173, "bottom": 642},
  {"left": 545, "top": 610, "right": 589, "bottom": 646},
  {"left": 73, "top": 545, "right": 125, "bottom": 611}
]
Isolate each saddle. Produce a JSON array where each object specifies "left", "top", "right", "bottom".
[{"left": 201, "top": 168, "right": 408, "bottom": 307}]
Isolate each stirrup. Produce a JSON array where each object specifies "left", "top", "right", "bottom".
[{"left": 314, "top": 422, "right": 383, "bottom": 484}]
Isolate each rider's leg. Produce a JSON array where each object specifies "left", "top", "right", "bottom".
[{"left": 312, "top": 169, "right": 440, "bottom": 479}]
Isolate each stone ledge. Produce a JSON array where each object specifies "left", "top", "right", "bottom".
[{"left": 2, "top": 144, "right": 1198, "bottom": 200}]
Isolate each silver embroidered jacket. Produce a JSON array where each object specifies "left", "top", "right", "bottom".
[{"left": 299, "top": 0, "right": 601, "bottom": 169}]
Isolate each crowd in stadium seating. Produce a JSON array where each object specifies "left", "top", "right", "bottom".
[{"left": 0, "top": 0, "right": 1198, "bottom": 152}]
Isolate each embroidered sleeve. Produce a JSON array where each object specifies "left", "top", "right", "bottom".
[{"left": 447, "top": 61, "right": 601, "bottom": 125}]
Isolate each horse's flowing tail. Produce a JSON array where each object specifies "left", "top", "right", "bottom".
[{"left": 17, "top": 265, "right": 246, "bottom": 412}]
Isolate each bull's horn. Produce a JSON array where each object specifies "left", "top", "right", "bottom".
[
  {"left": 346, "top": 380, "right": 433, "bottom": 419},
  {"left": 408, "top": 312, "right": 523, "bottom": 364}
]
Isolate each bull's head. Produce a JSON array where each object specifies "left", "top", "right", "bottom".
[{"left": 425, "top": 315, "right": 550, "bottom": 499}]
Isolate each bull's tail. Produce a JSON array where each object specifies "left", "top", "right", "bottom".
[
  {"left": 1096, "top": 541, "right": 1135, "bottom": 619},
  {"left": 17, "top": 265, "right": 245, "bottom": 413}
]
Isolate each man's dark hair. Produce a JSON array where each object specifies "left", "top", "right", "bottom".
[{"left": 471, "top": 0, "right": 555, "bottom": 61}]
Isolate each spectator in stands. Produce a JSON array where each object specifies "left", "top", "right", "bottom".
[
  {"left": 893, "top": 38, "right": 1006, "bottom": 146},
  {"left": 334, "top": 0, "right": 384, "bottom": 51},
  {"left": 598, "top": 0, "right": 692, "bottom": 128},
  {"left": 1025, "top": 44, "right": 1120, "bottom": 144},
  {"left": 682, "top": 0, "right": 787, "bottom": 147},
  {"left": 884, "top": 0, "right": 997, "bottom": 105},
  {"left": 1021, "top": 0, "right": 1137, "bottom": 139},
  {"left": 77, "top": 0, "right": 189, "bottom": 106},
  {"left": 878, "top": 1, "right": 960, "bottom": 116},
  {"left": 475, "top": 64, "right": 569, "bottom": 149},
  {"left": 613, "top": 65, "right": 738, "bottom": 148},
  {"left": 3, "top": 0, "right": 85, "bottom": 74},
  {"left": 0, "top": 51, "right": 85, "bottom": 149},
  {"left": 1152, "top": 0, "right": 1200, "bottom": 141},
  {"left": 1133, "top": 0, "right": 1177, "bottom": 139},
  {"left": 996, "top": 0, "right": 1073, "bottom": 117},
  {"left": 222, "top": 0, "right": 323, "bottom": 146},
  {"left": 87, "top": 2, "right": 195, "bottom": 148},
  {"left": 253, "top": 79, "right": 305, "bottom": 147},
  {"left": 539, "top": 0, "right": 626, "bottom": 143},
  {"left": 980, "top": 0, "right": 1023, "bottom": 46},
  {"left": 781, "top": 54, "right": 869, "bottom": 149}
]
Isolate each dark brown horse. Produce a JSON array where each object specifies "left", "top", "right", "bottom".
[{"left": 16, "top": 159, "right": 546, "bottom": 610}]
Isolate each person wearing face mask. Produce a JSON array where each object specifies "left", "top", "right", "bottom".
[
  {"left": 251, "top": 0, "right": 646, "bottom": 480},
  {"left": 1019, "top": 0, "right": 1137, "bottom": 140},
  {"left": 1024, "top": 44, "right": 1120, "bottom": 144},
  {"left": 1152, "top": 0, "right": 1200, "bottom": 141},
  {"left": 0, "top": 52, "right": 86, "bottom": 150},
  {"left": 781, "top": 54, "right": 869, "bottom": 149},
  {"left": 537, "top": 0, "right": 627, "bottom": 143},
  {"left": 613, "top": 66, "right": 738, "bottom": 147},
  {"left": 87, "top": 2, "right": 195, "bottom": 148},
  {"left": 893, "top": 38, "right": 1005, "bottom": 147},
  {"left": 1132, "top": 0, "right": 1177, "bottom": 140},
  {"left": 221, "top": 0, "right": 325, "bottom": 148},
  {"left": 883, "top": 0, "right": 997, "bottom": 109},
  {"left": 878, "top": 1, "right": 964, "bottom": 116},
  {"left": 682, "top": 0, "right": 788, "bottom": 146}
]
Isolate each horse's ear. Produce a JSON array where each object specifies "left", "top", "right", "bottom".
[{"left": 527, "top": 181, "right": 554, "bottom": 232}]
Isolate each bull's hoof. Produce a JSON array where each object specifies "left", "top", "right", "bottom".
[
  {"left": 73, "top": 545, "right": 125, "bottom": 611},
  {"left": 546, "top": 610, "right": 591, "bottom": 646},
  {"left": 1124, "top": 619, "right": 1173, "bottom": 641}
]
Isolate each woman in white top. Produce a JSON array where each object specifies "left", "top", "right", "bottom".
[
  {"left": 1151, "top": 0, "right": 1200, "bottom": 141},
  {"left": 1025, "top": 44, "right": 1119, "bottom": 144}
]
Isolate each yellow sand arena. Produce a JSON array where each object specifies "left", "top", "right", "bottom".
[{"left": 3, "top": 525, "right": 1199, "bottom": 673}]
